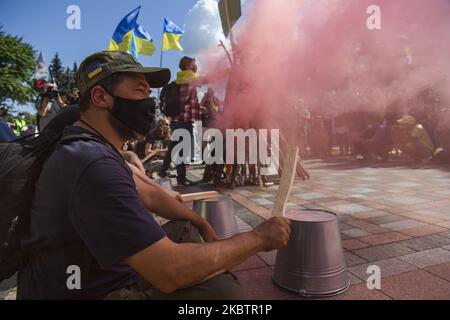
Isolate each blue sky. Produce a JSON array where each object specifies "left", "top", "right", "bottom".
[{"left": 0, "top": 0, "right": 229, "bottom": 111}]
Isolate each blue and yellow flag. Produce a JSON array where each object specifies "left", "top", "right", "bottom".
[
  {"left": 108, "top": 6, "right": 156, "bottom": 57},
  {"left": 162, "top": 18, "right": 184, "bottom": 51}
]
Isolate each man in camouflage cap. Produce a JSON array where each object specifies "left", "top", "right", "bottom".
[{"left": 17, "top": 51, "right": 290, "bottom": 300}]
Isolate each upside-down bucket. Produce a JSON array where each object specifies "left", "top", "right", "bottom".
[
  {"left": 273, "top": 209, "right": 350, "bottom": 297},
  {"left": 192, "top": 194, "right": 238, "bottom": 240}
]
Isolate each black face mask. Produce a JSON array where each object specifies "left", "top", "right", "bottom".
[{"left": 104, "top": 88, "right": 155, "bottom": 136}]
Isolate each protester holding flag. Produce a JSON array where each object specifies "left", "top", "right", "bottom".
[
  {"left": 108, "top": 6, "right": 156, "bottom": 58},
  {"left": 162, "top": 18, "right": 184, "bottom": 51}
]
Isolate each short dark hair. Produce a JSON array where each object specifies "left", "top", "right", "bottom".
[
  {"left": 179, "top": 56, "right": 195, "bottom": 71},
  {"left": 79, "top": 72, "right": 128, "bottom": 112}
]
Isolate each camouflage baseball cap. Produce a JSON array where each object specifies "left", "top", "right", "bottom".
[{"left": 76, "top": 51, "right": 171, "bottom": 96}]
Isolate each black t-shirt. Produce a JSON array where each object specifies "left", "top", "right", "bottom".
[
  {"left": 146, "top": 130, "right": 169, "bottom": 149},
  {"left": 17, "top": 126, "right": 166, "bottom": 300},
  {"left": 135, "top": 130, "right": 170, "bottom": 159}
]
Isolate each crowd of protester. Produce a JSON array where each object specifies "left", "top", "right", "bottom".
[
  {"left": 3, "top": 56, "right": 450, "bottom": 187},
  {"left": 289, "top": 90, "right": 450, "bottom": 165},
  {"left": 3, "top": 49, "right": 449, "bottom": 300}
]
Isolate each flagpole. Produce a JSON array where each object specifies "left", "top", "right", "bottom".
[
  {"left": 158, "top": 25, "right": 164, "bottom": 98},
  {"left": 158, "top": 48, "right": 164, "bottom": 98}
]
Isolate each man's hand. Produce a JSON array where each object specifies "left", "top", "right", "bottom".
[
  {"left": 167, "top": 190, "right": 182, "bottom": 202},
  {"left": 252, "top": 217, "right": 291, "bottom": 251}
]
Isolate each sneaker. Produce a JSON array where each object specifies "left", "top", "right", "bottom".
[{"left": 177, "top": 178, "right": 198, "bottom": 186}]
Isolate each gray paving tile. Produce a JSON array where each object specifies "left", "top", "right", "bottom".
[
  {"left": 414, "top": 209, "right": 448, "bottom": 218},
  {"left": 257, "top": 250, "right": 278, "bottom": 266},
  {"left": 311, "top": 196, "right": 342, "bottom": 203},
  {"left": 347, "top": 272, "right": 364, "bottom": 285},
  {"left": 253, "top": 198, "right": 274, "bottom": 206},
  {"left": 342, "top": 228, "right": 372, "bottom": 238},
  {"left": 358, "top": 177, "right": 379, "bottom": 182},
  {"left": 339, "top": 223, "right": 355, "bottom": 231},
  {"left": 348, "top": 258, "right": 417, "bottom": 281},
  {"left": 344, "top": 187, "right": 379, "bottom": 194},
  {"left": 353, "top": 243, "right": 415, "bottom": 262},
  {"left": 236, "top": 216, "right": 253, "bottom": 232},
  {"left": 399, "top": 234, "right": 450, "bottom": 251},
  {"left": 429, "top": 206, "right": 450, "bottom": 215},
  {"left": 390, "top": 182, "right": 422, "bottom": 188},
  {"left": 328, "top": 203, "right": 374, "bottom": 214},
  {"left": 259, "top": 193, "right": 275, "bottom": 198},
  {"left": 438, "top": 231, "right": 450, "bottom": 239},
  {"left": 398, "top": 248, "right": 450, "bottom": 268},
  {"left": 364, "top": 214, "right": 408, "bottom": 225},
  {"left": 382, "top": 196, "right": 429, "bottom": 205},
  {"left": 234, "top": 189, "right": 254, "bottom": 196},
  {"left": 344, "top": 251, "right": 367, "bottom": 266},
  {"left": 380, "top": 219, "right": 427, "bottom": 231},
  {"left": 340, "top": 233, "right": 352, "bottom": 240},
  {"left": 338, "top": 215, "right": 357, "bottom": 222},
  {"left": 296, "top": 192, "right": 329, "bottom": 200}
]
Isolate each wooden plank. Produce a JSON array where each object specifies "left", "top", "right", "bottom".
[
  {"left": 180, "top": 191, "right": 220, "bottom": 203},
  {"left": 272, "top": 146, "right": 299, "bottom": 217}
]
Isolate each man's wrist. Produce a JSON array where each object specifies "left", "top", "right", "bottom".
[{"left": 249, "top": 228, "right": 266, "bottom": 251}]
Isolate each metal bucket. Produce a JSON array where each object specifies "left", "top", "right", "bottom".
[
  {"left": 192, "top": 194, "right": 238, "bottom": 239},
  {"left": 273, "top": 209, "right": 350, "bottom": 297}
]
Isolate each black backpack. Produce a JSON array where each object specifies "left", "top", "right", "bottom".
[
  {"left": 160, "top": 81, "right": 187, "bottom": 118},
  {"left": 0, "top": 128, "right": 100, "bottom": 282}
]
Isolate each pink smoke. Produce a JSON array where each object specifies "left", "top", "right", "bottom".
[{"left": 198, "top": 0, "right": 450, "bottom": 133}]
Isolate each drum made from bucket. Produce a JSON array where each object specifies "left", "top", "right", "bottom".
[
  {"left": 192, "top": 194, "right": 238, "bottom": 240},
  {"left": 273, "top": 209, "right": 350, "bottom": 297}
]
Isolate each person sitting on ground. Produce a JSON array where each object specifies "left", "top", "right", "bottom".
[
  {"left": 397, "top": 115, "right": 435, "bottom": 163},
  {"left": 17, "top": 50, "right": 291, "bottom": 300},
  {"left": 352, "top": 116, "right": 394, "bottom": 161},
  {"left": 140, "top": 117, "right": 171, "bottom": 178}
]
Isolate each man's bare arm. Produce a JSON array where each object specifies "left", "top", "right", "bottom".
[
  {"left": 126, "top": 217, "right": 290, "bottom": 293},
  {"left": 130, "top": 165, "right": 218, "bottom": 242}
]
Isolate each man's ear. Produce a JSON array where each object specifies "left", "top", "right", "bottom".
[{"left": 90, "top": 86, "right": 112, "bottom": 110}]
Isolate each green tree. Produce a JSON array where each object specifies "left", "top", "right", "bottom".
[
  {"left": 0, "top": 26, "right": 36, "bottom": 107},
  {"left": 72, "top": 62, "right": 78, "bottom": 77},
  {"left": 60, "top": 67, "right": 72, "bottom": 95},
  {"left": 50, "top": 52, "right": 64, "bottom": 89}
]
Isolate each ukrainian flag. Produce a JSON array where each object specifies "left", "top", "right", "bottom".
[
  {"left": 108, "top": 6, "right": 156, "bottom": 57},
  {"left": 162, "top": 18, "right": 184, "bottom": 51}
]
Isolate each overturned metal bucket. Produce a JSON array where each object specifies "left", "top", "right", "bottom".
[
  {"left": 193, "top": 194, "right": 238, "bottom": 240},
  {"left": 273, "top": 209, "right": 350, "bottom": 297}
]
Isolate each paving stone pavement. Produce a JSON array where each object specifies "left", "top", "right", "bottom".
[{"left": 216, "top": 158, "right": 450, "bottom": 300}]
